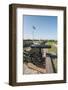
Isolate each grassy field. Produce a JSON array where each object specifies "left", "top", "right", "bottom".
[{"left": 46, "top": 41, "right": 57, "bottom": 54}]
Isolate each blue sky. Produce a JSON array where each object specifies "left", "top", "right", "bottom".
[{"left": 23, "top": 15, "right": 57, "bottom": 40}]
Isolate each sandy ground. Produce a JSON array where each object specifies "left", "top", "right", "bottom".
[
  {"left": 23, "top": 47, "right": 57, "bottom": 74},
  {"left": 23, "top": 57, "right": 54, "bottom": 74},
  {"left": 23, "top": 63, "right": 39, "bottom": 74}
]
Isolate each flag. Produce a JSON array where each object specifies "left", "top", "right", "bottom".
[{"left": 33, "top": 26, "right": 36, "bottom": 30}]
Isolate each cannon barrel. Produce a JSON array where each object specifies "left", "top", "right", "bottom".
[{"left": 31, "top": 45, "right": 51, "bottom": 48}]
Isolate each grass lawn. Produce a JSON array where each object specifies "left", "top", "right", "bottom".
[{"left": 47, "top": 41, "right": 57, "bottom": 54}]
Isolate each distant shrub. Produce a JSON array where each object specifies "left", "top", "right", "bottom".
[{"left": 23, "top": 40, "right": 33, "bottom": 47}]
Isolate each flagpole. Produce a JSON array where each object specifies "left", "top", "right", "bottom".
[
  {"left": 32, "top": 25, "right": 40, "bottom": 45},
  {"left": 32, "top": 26, "right": 36, "bottom": 44},
  {"left": 32, "top": 29, "right": 34, "bottom": 44}
]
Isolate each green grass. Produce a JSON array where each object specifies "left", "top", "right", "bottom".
[
  {"left": 48, "top": 47, "right": 57, "bottom": 54},
  {"left": 46, "top": 41, "right": 57, "bottom": 54}
]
